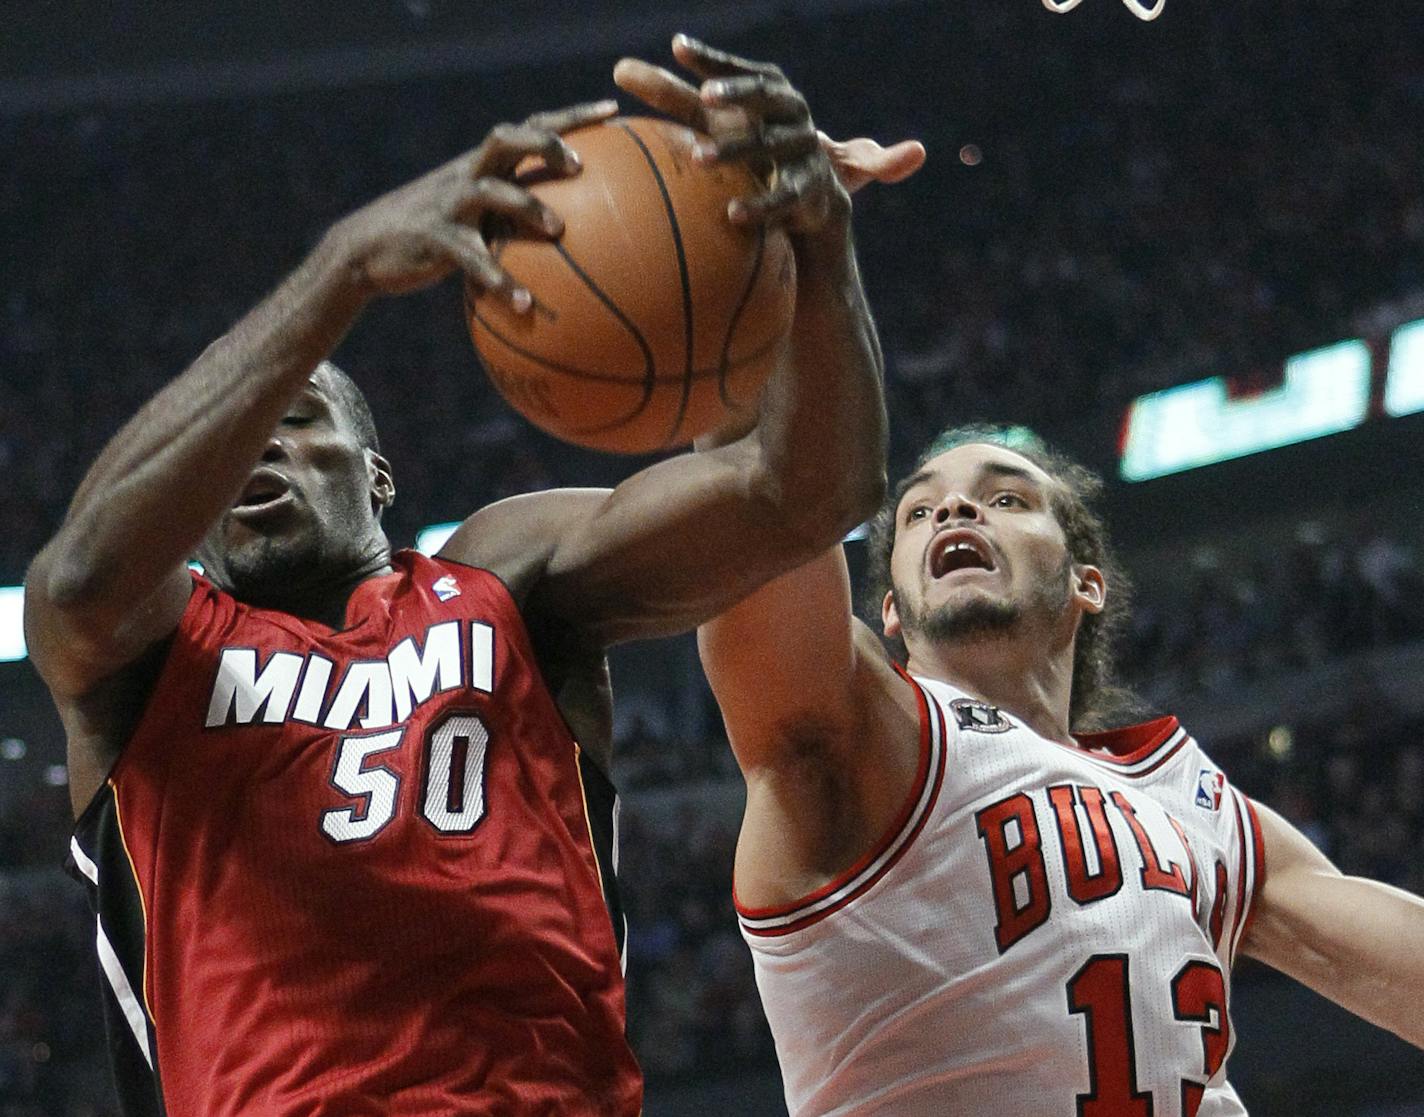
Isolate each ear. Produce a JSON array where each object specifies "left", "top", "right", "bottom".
[
  {"left": 1073, "top": 564, "right": 1106, "bottom": 615},
  {"left": 367, "top": 451, "right": 396, "bottom": 515},
  {"left": 882, "top": 588, "right": 902, "bottom": 640}
]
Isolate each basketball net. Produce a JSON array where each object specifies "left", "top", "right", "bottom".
[{"left": 1043, "top": 0, "right": 1165, "bottom": 20}]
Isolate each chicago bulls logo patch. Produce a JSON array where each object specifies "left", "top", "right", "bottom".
[{"left": 950, "top": 699, "right": 1013, "bottom": 734}]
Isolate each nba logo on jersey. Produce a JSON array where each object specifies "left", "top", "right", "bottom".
[
  {"left": 1196, "top": 768, "right": 1225, "bottom": 811},
  {"left": 432, "top": 575, "right": 461, "bottom": 602}
]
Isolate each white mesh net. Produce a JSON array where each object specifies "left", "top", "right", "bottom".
[{"left": 1042, "top": 0, "right": 1165, "bottom": 20}]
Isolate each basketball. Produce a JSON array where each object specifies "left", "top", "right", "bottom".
[{"left": 465, "top": 116, "right": 797, "bottom": 454}]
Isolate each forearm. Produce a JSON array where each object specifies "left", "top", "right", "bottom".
[
  {"left": 752, "top": 219, "right": 888, "bottom": 537},
  {"left": 46, "top": 232, "right": 369, "bottom": 614},
  {"left": 1248, "top": 871, "right": 1424, "bottom": 1049}
]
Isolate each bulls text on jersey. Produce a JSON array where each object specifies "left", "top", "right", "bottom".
[{"left": 976, "top": 782, "right": 1208, "bottom": 953}]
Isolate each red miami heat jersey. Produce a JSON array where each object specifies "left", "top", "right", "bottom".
[
  {"left": 66, "top": 551, "right": 641, "bottom": 1117},
  {"left": 738, "top": 671, "right": 1265, "bottom": 1117}
]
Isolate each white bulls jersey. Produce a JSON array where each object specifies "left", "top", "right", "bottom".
[{"left": 738, "top": 670, "right": 1265, "bottom": 1117}]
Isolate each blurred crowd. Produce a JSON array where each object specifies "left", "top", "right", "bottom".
[
  {"left": 6, "top": 525, "right": 1421, "bottom": 1112},
  {"left": 3, "top": 6, "right": 1424, "bottom": 580},
  {"left": 1123, "top": 527, "right": 1424, "bottom": 701},
  {"left": 4, "top": 2, "right": 1424, "bottom": 1112}
]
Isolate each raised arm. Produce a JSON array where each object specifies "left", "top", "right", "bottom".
[
  {"left": 25, "top": 102, "right": 619, "bottom": 815},
  {"left": 23, "top": 101, "right": 615, "bottom": 698},
  {"left": 444, "top": 37, "right": 921, "bottom": 646},
  {"left": 1242, "top": 799, "right": 1424, "bottom": 1050}
]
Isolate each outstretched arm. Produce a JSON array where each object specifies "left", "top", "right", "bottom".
[
  {"left": 1242, "top": 799, "right": 1424, "bottom": 1049},
  {"left": 446, "top": 37, "right": 919, "bottom": 645},
  {"left": 24, "top": 101, "right": 616, "bottom": 700}
]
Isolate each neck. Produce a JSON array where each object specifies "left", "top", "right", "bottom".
[
  {"left": 905, "top": 622, "right": 1076, "bottom": 745},
  {"left": 220, "top": 542, "right": 395, "bottom": 629}
]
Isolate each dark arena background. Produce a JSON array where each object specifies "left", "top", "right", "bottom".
[{"left": 4, "top": 3, "right": 1424, "bottom": 1113}]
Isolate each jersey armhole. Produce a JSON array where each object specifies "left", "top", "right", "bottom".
[
  {"left": 1224, "top": 787, "right": 1265, "bottom": 966},
  {"left": 69, "top": 573, "right": 210, "bottom": 832},
  {"left": 735, "top": 667, "right": 947, "bottom": 938}
]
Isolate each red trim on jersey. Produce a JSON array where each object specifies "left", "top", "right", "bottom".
[
  {"left": 109, "top": 789, "right": 157, "bottom": 1027},
  {"left": 1073, "top": 716, "right": 1180, "bottom": 764},
  {"left": 1240, "top": 796, "right": 1266, "bottom": 943},
  {"left": 1226, "top": 790, "right": 1253, "bottom": 964},
  {"left": 735, "top": 666, "right": 945, "bottom": 936}
]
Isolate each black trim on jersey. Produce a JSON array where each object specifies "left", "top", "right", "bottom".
[
  {"left": 1047, "top": 784, "right": 1125, "bottom": 907},
  {"left": 290, "top": 652, "right": 336, "bottom": 725},
  {"left": 1108, "top": 791, "right": 1191, "bottom": 900},
  {"left": 974, "top": 792, "right": 1052, "bottom": 954},
  {"left": 1209, "top": 860, "right": 1230, "bottom": 950},
  {"left": 1066, "top": 953, "right": 1155, "bottom": 1117},
  {"left": 418, "top": 709, "right": 493, "bottom": 838},
  {"left": 469, "top": 620, "right": 496, "bottom": 694},
  {"left": 68, "top": 785, "right": 167, "bottom": 1117},
  {"left": 319, "top": 725, "right": 407, "bottom": 845},
  {"left": 578, "top": 750, "right": 627, "bottom": 962}
]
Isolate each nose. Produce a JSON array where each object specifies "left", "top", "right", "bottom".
[
  {"left": 934, "top": 493, "right": 982, "bottom": 526},
  {"left": 260, "top": 435, "right": 289, "bottom": 463}
]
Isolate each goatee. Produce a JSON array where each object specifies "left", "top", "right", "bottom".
[{"left": 899, "top": 595, "right": 1022, "bottom": 644}]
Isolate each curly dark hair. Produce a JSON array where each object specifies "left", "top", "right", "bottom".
[{"left": 863, "top": 424, "right": 1142, "bottom": 732}]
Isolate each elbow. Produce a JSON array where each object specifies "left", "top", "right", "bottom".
[
  {"left": 30, "top": 532, "right": 109, "bottom": 612},
  {"left": 756, "top": 460, "right": 887, "bottom": 557}
]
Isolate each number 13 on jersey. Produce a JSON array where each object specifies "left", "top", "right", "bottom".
[{"left": 1069, "top": 953, "right": 1229, "bottom": 1117}]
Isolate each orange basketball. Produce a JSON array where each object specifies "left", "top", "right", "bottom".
[{"left": 465, "top": 116, "right": 797, "bottom": 454}]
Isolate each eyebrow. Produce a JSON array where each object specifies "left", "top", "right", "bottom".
[
  {"left": 979, "top": 461, "right": 1042, "bottom": 486},
  {"left": 900, "top": 460, "right": 1043, "bottom": 498}
]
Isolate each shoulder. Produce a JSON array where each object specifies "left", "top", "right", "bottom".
[{"left": 435, "top": 489, "right": 613, "bottom": 607}]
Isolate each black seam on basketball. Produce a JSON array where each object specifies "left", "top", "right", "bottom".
[
  {"left": 717, "top": 225, "right": 767, "bottom": 409},
  {"left": 469, "top": 281, "right": 782, "bottom": 384},
  {"left": 466, "top": 284, "right": 654, "bottom": 435},
  {"left": 471, "top": 296, "right": 781, "bottom": 381},
  {"left": 616, "top": 120, "right": 695, "bottom": 448}
]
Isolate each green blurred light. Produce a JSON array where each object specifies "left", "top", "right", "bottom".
[
  {"left": 1386, "top": 318, "right": 1424, "bottom": 418},
  {"left": 1120, "top": 339, "right": 1372, "bottom": 482}
]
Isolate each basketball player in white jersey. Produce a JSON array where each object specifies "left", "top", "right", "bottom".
[{"left": 697, "top": 425, "right": 1424, "bottom": 1116}]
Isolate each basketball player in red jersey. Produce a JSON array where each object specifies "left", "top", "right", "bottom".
[
  {"left": 22, "top": 36, "right": 924, "bottom": 1117},
  {"left": 697, "top": 425, "right": 1424, "bottom": 1115}
]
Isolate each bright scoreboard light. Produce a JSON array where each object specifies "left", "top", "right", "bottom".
[
  {"left": 0, "top": 588, "right": 24, "bottom": 663},
  {"left": 1386, "top": 318, "right": 1424, "bottom": 418},
  {"left": 0, "top": 520, "right": 870, "bottom": 665},
  {"left": 1120, "top": 340, "right": 1371, "bottom": 481},
  {"left": 1121, "top": 316, "right": 1424, "bottom": 481}
]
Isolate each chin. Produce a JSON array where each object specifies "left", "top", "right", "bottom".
[
  {"left": 902, "top": 590, "right": 1023, "bottom": 645},
  {"left": 220, "top": 534, "right": 323, "bottom": 602}
]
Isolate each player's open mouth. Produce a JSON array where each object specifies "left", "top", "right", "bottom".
[
  {"left": 928, "top": 531, "right": 996, "bottom": 579},
  {"left": 231, "top": 469, "right": 295, "bottom": 518}
]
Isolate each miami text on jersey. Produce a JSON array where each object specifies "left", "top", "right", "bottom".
[{"left": 204, "top": 619, "right": 495, "bottom": 730}]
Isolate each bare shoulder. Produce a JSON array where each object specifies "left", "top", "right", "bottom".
[
  {"left": 437, "top": 488, "right": 612, "bottom": 606},
  {"left": 734, "top": 618, "right": 923, "bottom": 908},
  {"left": 24, "top": 546, "right": 192, "bottom": 701}
]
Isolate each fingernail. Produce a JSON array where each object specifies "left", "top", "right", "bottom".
[
  {"left": 727, "top": 199, "right": 747, "bottom": 222},
  {"left": 543, "top": 211, "right": 563, "bottom": 235},
  {"left": 512, "top": 289, "right": 533, "bottom": 313},
  {"left": 693, "top": 141, "right": 716, "bottom": 163},
  {"left": 595, "top": 99, "right": 618, "bottom": 114},
  {"left": 566, "top": 149, "right": 582, "bottom": 170},
  {"left": 706, "top": 80, "right": 728, "bottom": 100}
]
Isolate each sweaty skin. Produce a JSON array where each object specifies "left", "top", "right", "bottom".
[
  {"left": 700, "top": 439, "right": 1424, "bottom": 1053},
  {"left": 25, "top": 36, "right": 920, "bottom": 821}
]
